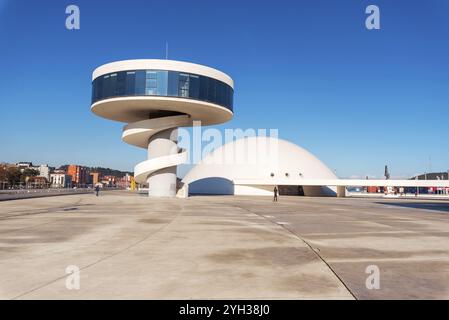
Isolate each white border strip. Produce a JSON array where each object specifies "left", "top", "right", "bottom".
[{"left": 92, "top": 59, "right": 234, "bottom": 88}]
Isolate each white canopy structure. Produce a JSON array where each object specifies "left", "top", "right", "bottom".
[{"left": 183, "top": 136, "right": 449, "bottom": 197}]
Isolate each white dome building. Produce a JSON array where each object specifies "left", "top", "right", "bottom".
[{"left": 182, "top": 136, "right": 337, "bottom": 197}]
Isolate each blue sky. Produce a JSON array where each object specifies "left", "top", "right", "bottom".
[{"left": 0, "top": 0, "right": 448, "bottom": 178}]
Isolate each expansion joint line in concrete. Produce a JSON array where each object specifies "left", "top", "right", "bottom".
[
  {"left": 232, "top": 204, "right": 358, "bottom": 300},
  {"left": 11, "top": 206, "right": 185, "bottom": 300},
  {"left": 0, "top": 198, "right": 84, "bottom": 220}
]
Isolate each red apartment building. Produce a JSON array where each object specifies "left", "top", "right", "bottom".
[{"left": 67, "top": 165, "right": 88, "bottom": 187}]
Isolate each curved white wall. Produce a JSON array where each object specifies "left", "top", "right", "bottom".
[
  {"left": 182, "top": 136, "right": 338, "bottom": 197},
  {"left": 92, "top": 59, "right": 234, "bottom": 88}
]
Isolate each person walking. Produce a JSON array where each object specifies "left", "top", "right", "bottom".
[
  {"left": 95, "top": 185, "right": 100, "bottom": 197},
  {"left": 273, "top": 186, "right": 278, "bottom": 202}
]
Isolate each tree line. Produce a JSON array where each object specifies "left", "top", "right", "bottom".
[{"left": 0, "top": 166, "right": 40, "bottom": 186}]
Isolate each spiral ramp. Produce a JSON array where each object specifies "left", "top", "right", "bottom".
[{"left": 122, "top": 114, "right": 193, "bottom": 196}]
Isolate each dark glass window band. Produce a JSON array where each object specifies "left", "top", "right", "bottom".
[{"left": 92, "top": 70, "right": 233, "bottom": 111}]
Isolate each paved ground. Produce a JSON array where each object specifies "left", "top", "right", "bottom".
[
  {"left": 0, "top": 189, "right": 91, "bottom": 201},
  {"left": 0, "top": 191, "right": 448, "bottom": 299}
]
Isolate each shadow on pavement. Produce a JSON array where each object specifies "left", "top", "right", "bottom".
[{"left": 376, "top": 202, "right": 449, "bottom": 213}]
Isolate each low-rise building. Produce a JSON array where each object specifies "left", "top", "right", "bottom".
[
  {"left": 117, "top": 174, "right": 132, "bottom": 189},
  {"left": 50, "top": 171, "right": 72, "bottom": 188},
  {"left": 101, "top": 175, "right": 117, "bottom": 187},
  {"left": 16, "top": 162, "right": 33, "bottom": 172},
  {"left": 28, "top": 176, "right": 48, "bottom": 188},
  {"left": 90, "top": 172, "right": 100, "bottom": 185},
  {"left": 15, "top": 162, "right": 51, "bottom": 181},
  {"left": 37, "top": 164, "right": 50, "bottom": 181}
]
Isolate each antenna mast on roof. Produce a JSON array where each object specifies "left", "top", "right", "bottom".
[{"left": 165, "top": 42, "right": 169, "bottom": 60}]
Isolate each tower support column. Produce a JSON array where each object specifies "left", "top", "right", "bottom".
[
  {"left": 147, "top": 128, "right": 178, "bottom": 197},
  {"left": 337, "top": 186, "right": 346, "bottom": 198}
]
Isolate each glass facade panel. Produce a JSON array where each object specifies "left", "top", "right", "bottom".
[
  {"left": 189, "top": 74, "right": 199, "bottom": 99},
  {"left": 92, "top": 69, "right": 233, "bottom": 112},
  {"left": 146, "top": 78, "right": 157, "bottom": 87},
  {"left": 116, "top": 72, "right": 126, "bottom": 96},
  {"left": 125, "top": 71, "right": 136, "bottom": 95},
  {"left": 109, "top": 73, "right": 117, "bottom": 96},
  {"left": 135, "top": 71, "right": 145, "bottom": 95},
  {"left": 179, "top": 73, "right": 189, "bottom": 98},
  {"left": 156, "top": 71, "right": 168, "bottom": 96},
  {"left": 145, "top": 71, "right": 157, "bottom": 95},
  {"left": 167, "top": 71, "right": 179, "bottom": 97},
  {"left": 199, "top": 76, "right": 208, "bottom": 101},
  {"left": 207, "top": 78, "right": 216, "bottom": 103},
  {"left": 145, "top": 87, "right": 157, "bottom": 95},
  {"left": 146, "top": 71, "right": 157, "bottom": 78}
]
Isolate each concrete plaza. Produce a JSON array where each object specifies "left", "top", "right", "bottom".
[{"left": 0, "top": 191, "right": 448, "bottom": 299}]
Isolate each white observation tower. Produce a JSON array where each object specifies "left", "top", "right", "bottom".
[{"left": 91, "top": 59, "right": 234, "bottom": 197}]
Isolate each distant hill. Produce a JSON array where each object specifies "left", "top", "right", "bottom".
[{"left": 58, "top": 165, "right": 133, "bottom": 177}]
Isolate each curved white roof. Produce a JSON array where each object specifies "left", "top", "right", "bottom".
[
  {"left": 92, "top": 59, "right": 234, "bottom": 88},
  {"left": 182, "top": 136, "right": 337, "bottom": 188}
]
